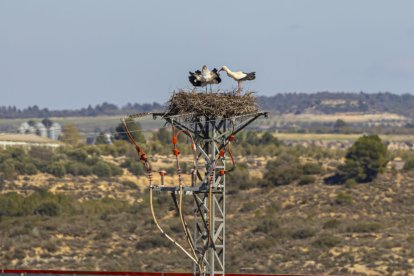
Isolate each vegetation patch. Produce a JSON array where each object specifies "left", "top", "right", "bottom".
[
  {"left": 291, "top": 228, "right": 316, "bottom": 240},
  {"left": 346, "top": 222, "right": 382, "bottom": 233},
  {"left": 312, "top": 234, "right": 341, "bottom": 248}
]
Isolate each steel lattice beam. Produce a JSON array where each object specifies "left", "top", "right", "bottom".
[{"left": 145, "top": 113, "right": 267, "bottom": 276}]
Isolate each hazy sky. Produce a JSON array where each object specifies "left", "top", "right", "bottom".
[{"left": 1, "top": 0, "right": 414, "bottom": 109}]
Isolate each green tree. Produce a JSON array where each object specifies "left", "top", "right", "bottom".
[
  {"left": 46, "top": 162, "right": 66, "bottom": 177},
  {"left": 0, "top": 159, "right": 17, "bottom": 180},
  {"left": 339, "top": 135, "right": 388, "bottom": 183},
  {"left": 154, "top": 128, "right": 170, "bottom": 144},
  {"left": 61, "top": 123, "right": 81, "bottom": 145},
  {"left": 334, "top": 119, "right": 347, "bottom": 129},
  {"left": 262, "top": 153, "right": 302, "bottom": 186},
  {"left": 41, "top": 118, "right": 53, "bottom": 128},
  {"left": 92, "top": 161, "right": 112, "bottom": 177},
  {"left": 114, "top": 119, "right": 145, "bottom": 144}
]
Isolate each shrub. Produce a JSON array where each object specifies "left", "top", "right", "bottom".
[
  {"left": 346, "top": 222, "right": 381, "bottom": 233},
  {"left": 404, "top": 158, "right": 414, "bottom": 171},
  {"left": 107, "top": 162, "right": 123, "bottom": 176},
  {"left": 85, "top": 146, "right": 102, "bottom": 156},
  {"left": 122, "top": 160, "right": 145, "bottom": 176},
  {"left": 18, "top": 161, "right": 38, "bottom": 175},
  {"left": 46, "top": 162, "right": 66, "bottom": 177},
  {"left": 92, "top": 161, "right": 112, "bottom": 177},
  {"left": 344, "top": 178, "right": 357, "bottom": 189},
  {"left": 164, "top": 166, "right": 176, "bottom": 175},
  {"left": 34, "top": 201, "right": 61, "bottom": 216},
  {"left": 0, "top": 192, "right": 25, "bottom": 216},
  {"left": 42, "top": 240, "right": 58, "bottom": 253},
  {"left": 121, "top": 180, "right": 139, "bottom": 190},
  {"left": 65, "top": 161, "right": 92, "bottom": 176},
  {"left": 263, "top": 154, "right": 302, "bottom": 186},
  {"left": 240, "top": 201, "right": 256, "bottom": 212},
  {"left": 312, "top": 234, "right": 341, "bottom": 248},
  {"left": 136, "top": 235, "right": 170, "bottom": 250},
  {"left": 339, "top": 135, "right": 388, "bottom": 183},
  {"left": 114, "top": 120, "right": 146, "bottom": 144},
  {"left": 227, "top": 165, "right": 254, "bottom": 190},
  {"left": 253, "top": 219, "right": 279, "bottom": 234},
  {"left": 66, "top": 148, "right": 88, "bottom": 162},
  {"left": 335, "top": 191, "right": 352, "bottom": 205},
  {"left": 323, "top": 219, "right": 341, "bottom": 229},
  {"left": 298, "top": 175, "right": 316, "bottom": 185},
  {"left": 291, "top": 228, "right": 315, "bottom": 239},
  {"left": 302, "top": 162, "right": 323, "bottom": 175},
  {"left": 246, "top": 239, "right": 275, "bottom": 251},
  {"left": 0, "top": 159, "right": 17, "bottom": 180}
]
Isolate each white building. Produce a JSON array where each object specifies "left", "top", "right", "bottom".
[{"left": 18, "top": 121, "right": 62, "bottom": 140}]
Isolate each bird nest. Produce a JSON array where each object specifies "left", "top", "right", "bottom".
[{"left": 163, "top": 90, "right": 258, "bottom": 118}]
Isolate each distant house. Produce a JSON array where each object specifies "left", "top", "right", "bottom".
[
  {"left": 86, "top": 132, "right": 113, "bottom": 145},
  {"left": 48, "top": 122, "right": 62, "bottom": 140},
  {"left": 18, "top": 122, "right": 36, "bottom": 135},
  {"left": 34, "top": 122, "right": 47, "bottom": 137},
  {"left": 18, "top": 121, "right": 62, "bottom": 140},
  {"left": 0, "top": 133, "right": 61, "bottom": 149}
]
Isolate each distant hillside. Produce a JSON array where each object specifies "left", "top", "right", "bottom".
[
  {"left": 257, "top": 92, "right": 414, "bottom": 117},
  {"left": 2, "top": 92, "right": 414, "bottom": 119}
]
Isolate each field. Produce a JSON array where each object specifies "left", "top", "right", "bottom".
[
  {"left": 0, "top": 111, "right": 410, "bottom": 134},
  {"left": 272, "top": 112, "right": 407, "bottom": 123},
  {"left": 273, "top": 133, "right": 414, "bottom": 142},
  {"left": 0, "top": 116, "right": 163, "bottom": 133}
]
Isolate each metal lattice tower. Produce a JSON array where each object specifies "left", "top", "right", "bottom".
[{"left": 149, "top": 112, "right": 267, "bottom": 276}]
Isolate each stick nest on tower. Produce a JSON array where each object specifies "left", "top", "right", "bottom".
[{"left": 164, "top": 91, "right": 258, "bottom": 118}]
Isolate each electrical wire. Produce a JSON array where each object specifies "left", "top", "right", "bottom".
[
  {"left": 171, "top": 124, "right": 201, "bottom": 271},
  {"left": 122, "top": 119, "right": 198, "bottom": 265}
]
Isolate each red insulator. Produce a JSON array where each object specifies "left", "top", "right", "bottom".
[
  {"left": 172, "top": 136, "right": 177, "bottom": 145},
  {"left": 219, "top": 148, "right": 225, "bottom": 157},
  {"left": 173, "top": 148, "right": 180, "bottom": 156},
  {"left": 140, "top": 153, "right": 147, "bottom": 161},
  {"left": 229, "top": 134, "right": 235, "bottom": 142},
  {"left": 219, "top": 170, "right": 225, "bottom": 175},
  {"left": 159, "top": 170, "right": 167, "bottom": 176}
]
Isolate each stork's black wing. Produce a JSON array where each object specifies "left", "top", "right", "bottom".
[
  {"left": 240, "top": 72, "right": 256, "bottom": 81},
  {"left": 211, "top": 68, "right": 221, "bottom": 84},
  {"left": 189, "top": 71, "right": 202, "bottom": 86}
]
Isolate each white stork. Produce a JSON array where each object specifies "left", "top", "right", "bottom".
[
  {"left": 188, "top": 65, "right": 221, "bottom": 92},
  {"left": 219, "top": 66, "right": 256, "bottom": 94}
]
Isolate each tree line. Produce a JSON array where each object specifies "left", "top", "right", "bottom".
[
  {"left": 3, "top": 92, "right": 414, "bottom": 119},
  {"left": 0, "top": 102, "right": 163, "bottom": 119}
]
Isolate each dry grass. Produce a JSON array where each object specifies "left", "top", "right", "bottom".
[
  {"left": 272, "top": 112, "right": 407, "bottom": 123},
  {"left": 272, "top": 133, "right": 414, "bottom": 142},
  {"left": 163, "top": 90, "right": 258, "bottom": 118}
]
